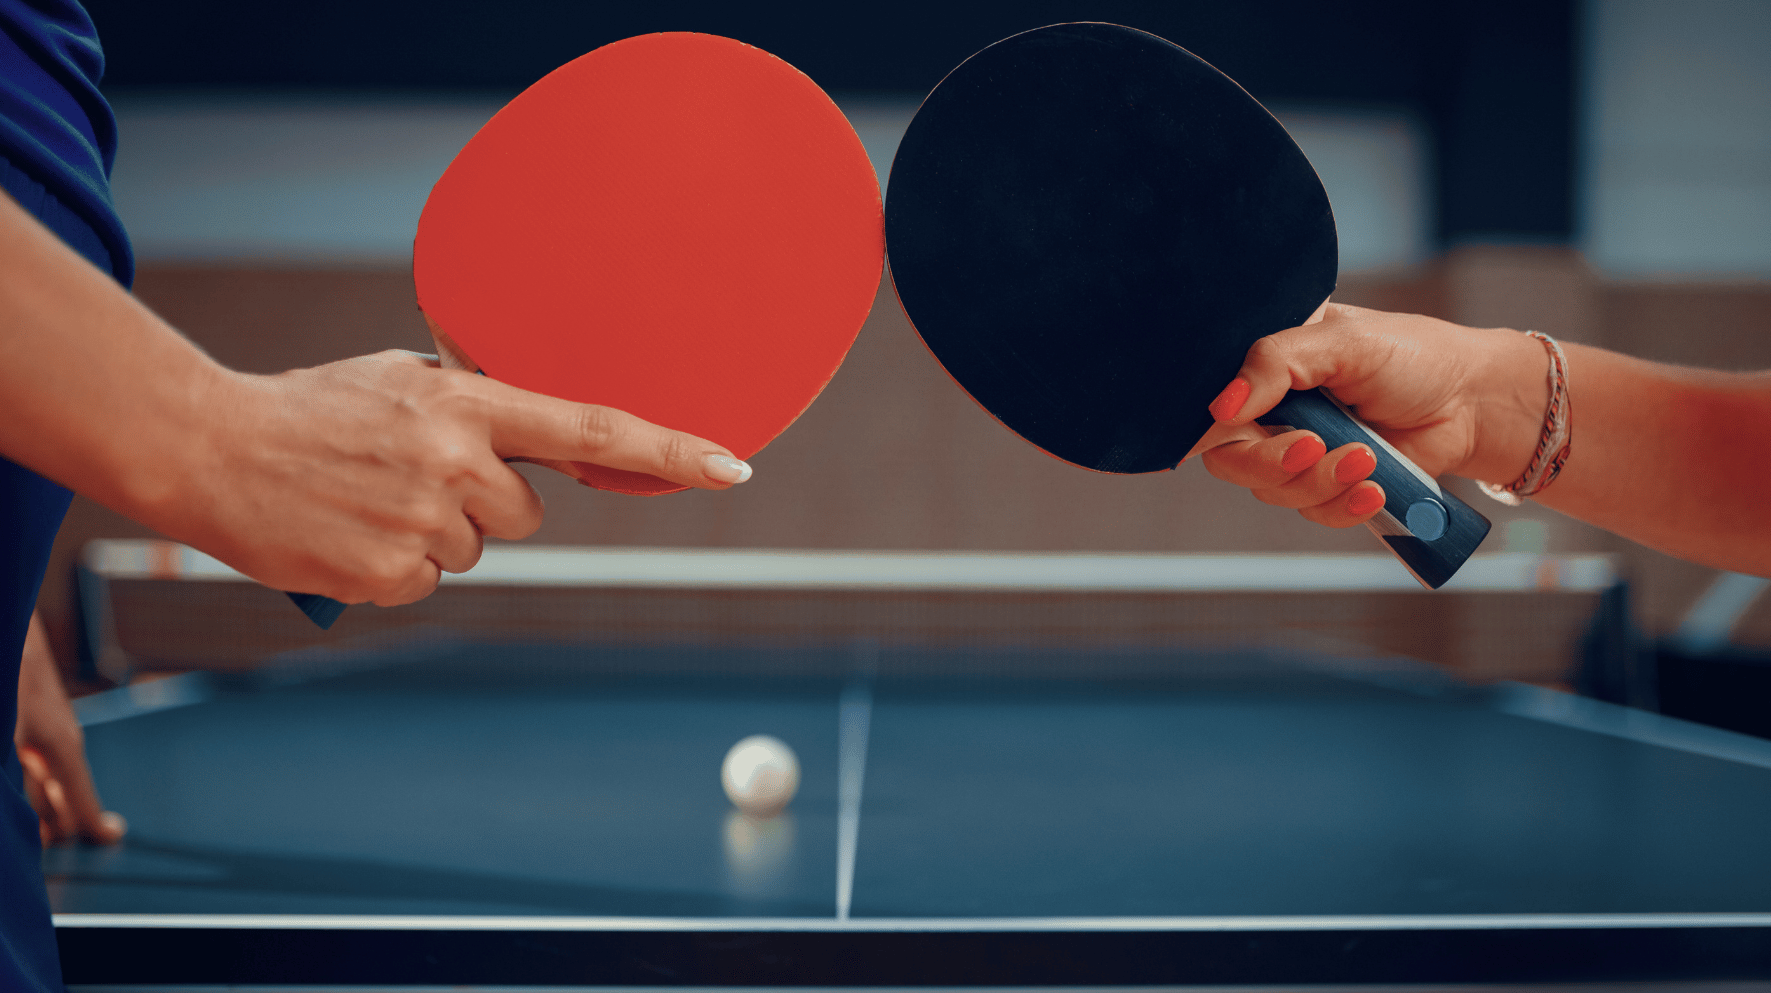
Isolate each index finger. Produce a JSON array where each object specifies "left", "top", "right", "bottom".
[
  {"left": 480, "top": 379, "right": 752, "bottom": 490},
  {"left": 1208, "top": 301, "right": 1372, "bottom": 428}
]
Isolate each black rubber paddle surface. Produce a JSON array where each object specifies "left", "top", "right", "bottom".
[{"left": 886, "top": 21, "right": 1336, "bottom": 473}]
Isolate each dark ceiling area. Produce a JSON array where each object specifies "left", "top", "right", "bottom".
[{"left": 82, "top": 0, "right": 1577, "bottom": 245}]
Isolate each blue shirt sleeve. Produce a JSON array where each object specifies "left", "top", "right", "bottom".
[{"left": 0, "top": 0, "right": 133, "bottom": 286}]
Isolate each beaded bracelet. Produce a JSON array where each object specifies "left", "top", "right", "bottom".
[{"left": 1477, "top": 330, "right": 1571, "bottom": 507}]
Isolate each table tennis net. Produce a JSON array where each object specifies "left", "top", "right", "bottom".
[{"left": 78, "top": 541, "right": 1612, "bottom": 687}]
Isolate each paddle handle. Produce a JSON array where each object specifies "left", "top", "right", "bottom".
[
  {"left": 1256, "top": 388, "right": 1491, "bottom": 589},
  {"left": 287, "top": 591, "right": 347, "bottom": 629}
]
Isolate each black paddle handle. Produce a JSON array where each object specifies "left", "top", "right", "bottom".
[{"left": 1256, "top": 388, "right": 1491, "bottom": 589}]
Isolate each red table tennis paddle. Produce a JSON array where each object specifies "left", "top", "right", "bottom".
[
  {"left": 884, "top": 22, "right": 1489, "bottom": 589},
  {"left": 288, "top": 32, "right": 884, "bottom": 628}
]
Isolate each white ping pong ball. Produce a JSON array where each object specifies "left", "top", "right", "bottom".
[{"left": 721, "top": 735, "right": 800, "bottom": 818}]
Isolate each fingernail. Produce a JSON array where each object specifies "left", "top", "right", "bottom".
[
  {"left": 100, "top": 811, "right": 127, "bottom": 839},
  {"left": 1334, "top": 447, "right": 1378, "bottom": 485},
  {"left": 1280, "top": 436, "right": 1326, "bottom": 474},
  {"left": 1348, "top": 485, "right": 1386, "bottom": 517},
  {"left": 1208, "top": 378, "right": 1251, "bottom": 422},
  {"left": 703, "top": 454, "right": 752, "bottom": 484}
]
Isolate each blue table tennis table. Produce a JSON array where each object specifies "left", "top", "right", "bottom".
[{"left": 47, "top": 631, "right": 1771, "bottom": 989}]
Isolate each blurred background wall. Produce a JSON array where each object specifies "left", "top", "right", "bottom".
[{"left": 36, "top": 0, "right": 1771, "bottom": 671}]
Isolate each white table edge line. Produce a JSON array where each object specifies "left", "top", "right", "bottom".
[{"left": 53, "top": 913, "right": 1771, "bottom": 931}]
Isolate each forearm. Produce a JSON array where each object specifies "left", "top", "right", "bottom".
[
  {"left": 0, "top": 189, "right": 232, "bottom": 527},
  {"left": 1513, "top": 343, "right": 1771, "bottom": 575},
  {"left": 1206, "top": 306, "right": 1771, "bottom": 576},
  {"left": 15, "top": 611, "right": 58, "bottom": 728}
]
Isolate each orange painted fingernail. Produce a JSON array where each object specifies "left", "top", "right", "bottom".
[
  {"left": 1208, "top": 378, "right": 1251, "bottom": 421},
  {"left": 1347, "top": 485, "right": 1385, "bottom": 516},
  {"left": 1280, "top": 436, "right": 1326, "bottom": 474},
  {"left": 1333, "top": 447, "right": 1378, "bottom": 485}
]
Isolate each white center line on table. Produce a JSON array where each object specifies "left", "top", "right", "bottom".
[{"left": 835, "top": 642, "right": 878, "bottom": 921}]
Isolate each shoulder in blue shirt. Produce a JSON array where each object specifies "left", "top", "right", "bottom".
[{"left": 0, "top": 0, "right": 133, "bottom": 285}]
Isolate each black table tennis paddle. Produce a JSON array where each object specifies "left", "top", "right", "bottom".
[{"left": 885, "top": 22, "right": 1489, "bottom": 588}]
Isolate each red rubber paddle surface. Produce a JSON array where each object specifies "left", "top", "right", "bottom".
[{"left": 416, "top": 32, "right": 883, "bottom": 494}]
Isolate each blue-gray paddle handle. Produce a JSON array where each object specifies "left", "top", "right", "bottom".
[
  {"left": 287, "top": 591, "right": 347, "bottom": 630},
  {"left": 1256, "top": 388, "right": 1490, "bottom": 589}
]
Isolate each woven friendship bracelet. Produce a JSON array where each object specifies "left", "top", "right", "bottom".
[{"left": 1478, "top": 330, "right": 1571, "bottom": 507}]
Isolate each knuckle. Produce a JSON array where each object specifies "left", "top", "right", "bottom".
[
  {"left": 363, "top": 558, "right": 413, "bottom": 597},
  {"left": 422, "top": 450, "right": 478, "bottom": 492},
  {"left": 1273, "top": 471, "right": 1335, "bottom": 505},
  {"left": 1283, "top": 476, "right": 1340, "bottom": 508},
  {"left": 437, "top": 369, "right": 488, "bottom": 402},
  {"left": 657, "top": 433, "right": 696, "bottom": 473},
  {"left": 453, "top": 537, "right": 486, "bottom": 574},
  {"left": 375, "top": 568, "right": 438, "bottom": 607},
  {"left": 346, "top": 543, "right": 424, "bottom": 601},
  {"left": 501, "top": 497, "right": 544, "bottom": 541},
  {"left": 1300, "top": 501, "right": 1363, "bottom": 530},
  {"left": 475, "top": 510, "right": 530, "bottom": 542},
  {"left": 1199, "top": 455, "right": 1233, "bottom": 483},
  {"left": 575, "top": 405, "right": 621, "bottom": 454},
  {"left": 399, "top": 496, "right": 454, "bottom": 537},
  {"left": 1251, "top": 487, "right": 1294, "bottom": 509},
  {"left": 1246, "top": 334, "right": 1285, "bottom": 368},
  {"left": 1199, "top": 443, "right": 1249, "bottom": 479}
]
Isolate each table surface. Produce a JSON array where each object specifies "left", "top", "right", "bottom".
[{"left": 48, "top": 640, "right": 1771, "bottom": 987}]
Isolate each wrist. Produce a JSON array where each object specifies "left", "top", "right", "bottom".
[
  {"left": 112, "top": 359, "right": 250, "bottom": 537},
  {"left": 1464, "top": 327, "right": 1555, "bottom": 487}
]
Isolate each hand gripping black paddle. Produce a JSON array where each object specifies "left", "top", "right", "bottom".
[{"left": 884, "top": 22, "right": 1489, "bottom": 588}]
